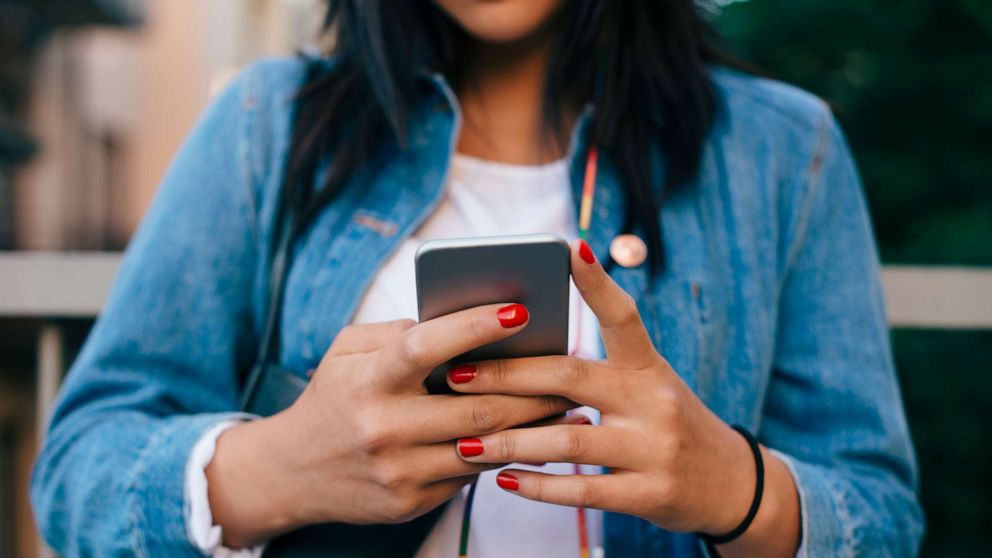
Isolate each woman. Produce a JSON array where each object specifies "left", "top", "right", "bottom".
[{"left": 32, "top": 0, "right": 923, "bottom": 556}]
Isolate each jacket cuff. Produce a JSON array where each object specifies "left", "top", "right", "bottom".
[
  {"left": 125, "top": 412, "right": 256, "bottom": 557},
  {"left": 771, "top": 449, "right": 847, "bottom": 558}
]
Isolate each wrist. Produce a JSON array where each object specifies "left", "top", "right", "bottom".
[
  {"left": 715, "top": 449, "right": 801, "bottom": 557},
  {"left": 206, "top": 412, "right": 309, "bottom": 547},
  {"left": 699, "top": 423, "right": 757, "bottom": 536}
]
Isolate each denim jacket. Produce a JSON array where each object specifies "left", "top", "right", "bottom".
[{"left": 32, "top": 57, "right": 923, "bottom": 557}]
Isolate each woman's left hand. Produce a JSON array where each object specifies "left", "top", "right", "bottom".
[{"left": 448, "top": 240, "right": 798, "bottom": 549}]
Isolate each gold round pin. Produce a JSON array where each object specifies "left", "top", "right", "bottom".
[{"left": 609, "top": 234, "right": 648, "bottom": 268}]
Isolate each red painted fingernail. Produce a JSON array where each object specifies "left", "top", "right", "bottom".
[
  {"left": 497, "top": 304, "right": 529, "bottom": 328},
  {"left": 448, "top": 364, "right": 477, "bottom": 384},
  {"left": 578, "top": 240, "right": 596, "bottom": 264},
  {"left": 457, "top": 437, "right": 484, "bottom": 457},
  {"left": 575, "top": 415, "right": 593, "bottom": 425},
  {"left": 496, "top": 472, "right": 519, "bottom": 491}
]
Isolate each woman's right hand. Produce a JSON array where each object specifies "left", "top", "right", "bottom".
[{"left": 205, "top": 303, "right": 575, "bottom": 548}]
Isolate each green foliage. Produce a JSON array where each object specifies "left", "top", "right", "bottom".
[
  {"left": 716, "top": 0, "right": 992, "bottom": 265},
  {"left": 714, "top": 1, "right": 992, "bottom": 555},
  {"left": 894, "top": 330, "right": 992, "bottom": 556}
]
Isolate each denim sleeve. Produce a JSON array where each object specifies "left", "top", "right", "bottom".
[
  {"left": 763, "top": 112, "right": 925, "bottom": 557},
  {"left": 31, "top": 63, "right": 266, "bottom": 557}
]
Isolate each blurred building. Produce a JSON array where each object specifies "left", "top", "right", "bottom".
[
  {"left": 7, "top": 0, "right": 323, "bottom": 251},
  {"left": 0, "top": 1, "right": 321, "bottom": 555}
]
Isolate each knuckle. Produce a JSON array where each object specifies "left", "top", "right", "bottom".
[
  {"left": 554, "top": 356, "right": 588, "bottom": 386},
  {"left": 493, "top": 359, "right": 511, "bottom": 385},
  {"left": 654, "top": 474, "right": 678, "bottom": 507},
  {"left": 469, "top": 400, "right": 503, "bottom": 433},
  {"left": 591, "top": 269, "right": 611, "bottom": 292},
  {"left": 355, "top": 416, "right": 394, "bottom": 455},
  {"left": 496, "top": 434, "right": 516, "bottom": 461},
  {"left": 555, "top": 429, "right": 585, "bottom": 461},
  {"left": 384, "top": 492, "right": 422, "bottom": 523},
  {"left": 540, "top": 395, "right": 566, "bottom": 417},
  {"left": 654, "top": 387, "right": 684, "bottom": 420},
  {"left": 398, "top": 330, "right": 432, "bottom": 368},
  {"left": 467, "top": 313, "right": 490, "bottom": 344},
  {"left": 617, "top": 294, "right": 640, "bottom": 326},
  {"left": 372, "top": 462, "right": 409, "bottom": 492},
  {"left": 390, "top": 319, "right": 417, "bottom": 337},
  {"left": 576, "top": 481, "right": 599, "bottom": 508},
  {"left": 577, "top": 270, "right": 609, "bottom": 299},
  {"left": 530, "top": 476, "right": 545, "bottom": 502}
]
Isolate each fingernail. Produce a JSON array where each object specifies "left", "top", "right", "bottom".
[
  {"left": 448, "top": 364, "right": 477, "bottom": 384},
  {"left": 457, "top": 437, "right": 484, "bottom": 457},
  {"left": 497, "top": 303, "right": 529, "bottom": 328},
  {"left": 496, "top": 472, "right": 519, "bottom": 491},
  {"left": 578, "top": 239, "right": 596, "bottom": 264},
  {"left": 575, "top": 415, "right": 593, "bottom": 425}
]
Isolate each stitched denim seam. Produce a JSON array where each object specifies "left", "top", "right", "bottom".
[
  {"left": 125, "top": 418, "right": 177, "bottom": 558},
  {"left": 833, "top": 479, "right": 858, "bottom": 558},
  {"left": 778, "top": 107, "right": 833, "bottom": 293}
]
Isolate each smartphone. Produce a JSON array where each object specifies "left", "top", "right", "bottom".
[{"left": 416, "top": 234, "right": 570, "bottom": 393}]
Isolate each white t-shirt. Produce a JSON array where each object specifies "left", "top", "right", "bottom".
[{"left": 186, "top": 153, "right": 604, "bottom": 557}]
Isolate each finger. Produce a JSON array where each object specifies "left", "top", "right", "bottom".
[
  {"left": 406, "top": 393, "right": 577, "bottom": 444},
  {"left": 327, "top": 319, "right": 416, "bottom": 356},
  {"left": 524, "top": 412, "right": 592, "bottom": 429},
  {"left": 377, "top": 303, "right": 530, "bottom": 389},
  {"left": 448, "top": 355, "right": 615, "bottom": 409},
  {"left": 404, "top": 443, "right": 504, "bottom": 483},
  {"left": 454, "top": 424, "right": 628, "bottom": 468},
  {"left": 512, "top": 413, "right": 591, "bottom": 466},
  {"left": 570, "top": 239, "right": 657, "bottom": 368},
  {"left": 493, "top": 468, "right": 623, "bottom": 512}
]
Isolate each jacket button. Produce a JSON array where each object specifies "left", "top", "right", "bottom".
[{"left": 610, "top": 234, "right": 648, "bottom": 268}]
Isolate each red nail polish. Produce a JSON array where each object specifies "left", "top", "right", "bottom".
[
  {"left": 496, "top": 472, "right": 519, "bottom": 491},
  {"left": 497, "top": 304, "right": 529, "bottom": 328},
  {"left": 457, "top": 437, "right": 484, "bottom": 457},
  {"left": 578, "top": 240, "right": 596, "bottom": 264},
  {"left": 448, "top": 364, "right": 477, "bottom": 384},
  {"left": 575, "top": 415, "right": 593, "bottom": 425}
]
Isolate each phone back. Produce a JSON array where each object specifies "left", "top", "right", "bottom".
[{"left": 416, "top": 234, "right": 570, "bottom": 392}]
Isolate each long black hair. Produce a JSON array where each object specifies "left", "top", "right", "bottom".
[{"left": 281, "top": 0, "right": 739, "bottom": 271}]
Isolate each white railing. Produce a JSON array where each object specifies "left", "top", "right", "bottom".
[
  {"left": 882, "top": 266, "right": 992, "bottom": 329},
  {"left": 4, "top": 253, "right": 990, "bottom": 325}
]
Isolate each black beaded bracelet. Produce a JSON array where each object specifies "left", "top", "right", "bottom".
[{"left": 698, "top": 425, "right": 765, "bottom": 547}]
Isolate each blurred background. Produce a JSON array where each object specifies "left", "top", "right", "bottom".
[{"left": 0, "top": 0, "right": 988, "bottom": 556}]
